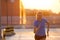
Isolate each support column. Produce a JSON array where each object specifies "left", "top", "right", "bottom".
[{"left": 0, "top": 0, "right": 2, "bottom": 39}]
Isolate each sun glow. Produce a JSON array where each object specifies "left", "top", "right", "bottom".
[
  {"left": 20, "top": 0, "right": 26, "bottom": 24},
  {"left": 22, "top": 0, "right": 60, "bottom": 13}
]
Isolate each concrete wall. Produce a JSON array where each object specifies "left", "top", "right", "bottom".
[
  {"left": 1, "top": 0, "right": 20, "bottom": 16},
  {"left": 1, "top": 0, "right": 20, "bottom": 25}
]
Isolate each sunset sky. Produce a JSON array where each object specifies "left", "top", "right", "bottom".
[{"left": 21, "top": 0, "right": 60, "bottom": 13}]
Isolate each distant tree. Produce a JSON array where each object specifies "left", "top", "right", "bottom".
[
  {"left": 41, "top": 10, "right": 51, "bottom": 16},
  {"left": 58, "top": 12, "right": 60, "bottom": 15}
]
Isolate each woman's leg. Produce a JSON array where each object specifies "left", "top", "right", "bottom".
[
  {"left": 35, "top": 35, "right": 40, "bottom": 40},
  {"left": 40, "top": 38, "right": 46, "bottom": 40},
  {"left": 39, "top": 36, "right": 46, "bottom": 40}
]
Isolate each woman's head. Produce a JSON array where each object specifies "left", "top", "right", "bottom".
[{"left": 36, "top": 12, "right": 43, "bottom": 20}]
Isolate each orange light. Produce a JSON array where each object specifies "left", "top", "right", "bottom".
[
  {"left": 22, "top": 0, "right": 60, "bottom": 14},
  {"left": 20, "top": 0, "right": 26, "bottom": 24}
]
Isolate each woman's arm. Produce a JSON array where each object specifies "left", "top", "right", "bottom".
[
  {"left": 34, "top": 27, "right": 38, "bottom": 33},
  {"left": 46, "top": 22, "right": 49, "bottom": 36}
]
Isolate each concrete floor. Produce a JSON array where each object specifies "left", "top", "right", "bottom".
[{"left": 2, "top": 28, "right": 60, "bottom": 40}]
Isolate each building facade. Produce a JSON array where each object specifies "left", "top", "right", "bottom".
[{"left": 0, "top": 0, "right": 26, "bottom": 25}]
